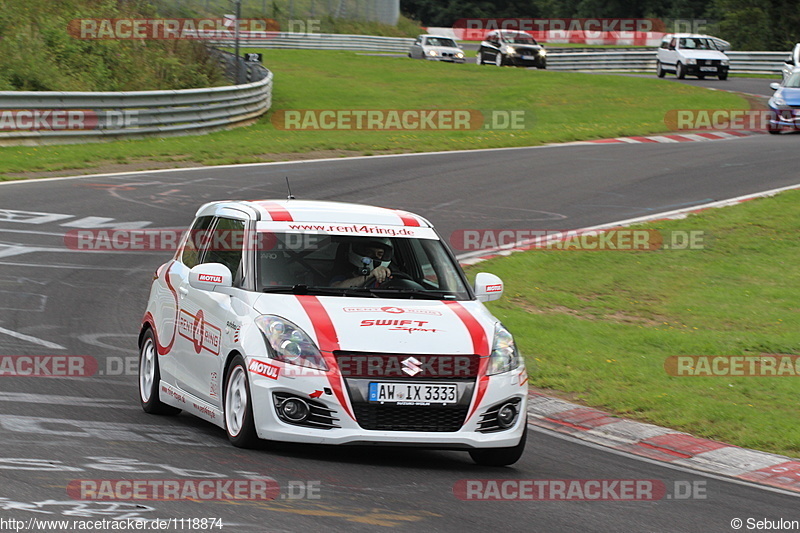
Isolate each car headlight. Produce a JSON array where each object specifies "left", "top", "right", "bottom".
[
  {"left": 487, "top": 323, "right": 521, "bottom": 376},
  {"left": 721, "top": 60, "right": 729, "bottom": 66},
  {"left": 538, "top": 48, "right": 547, "bottom": 57},
  {"left": 426, "top": 50, "right": 438, "bottom": 57},
  {"left": 455, "top": 52, "right": 464, "bottom": 59},
  {"left": 687, "top": 58, "right": 697, "bottom": 65},
  {"left": 504, "top": 46, "right": 516, "bottom": 55},
  {"left": 770, "top": 95, "right": 788, "bottom": 109},
  {"left": 255, "top": 316, "right": 328, "bottom": 371}
]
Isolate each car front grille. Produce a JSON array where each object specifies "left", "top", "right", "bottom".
[
  {"left": 697, "top": 59, "right": 721, "bottom": 66},
  {"left": 333, "top": 351, "right": 479, "bottom": 379},
  {"left": 352, "top": 404, "right": 469, "bottom": 432}
]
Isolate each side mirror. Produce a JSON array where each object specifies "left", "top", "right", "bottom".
[
  {"left": 474, "top": 272, "right": 503, "bottom": 302},
  {"left": 189, "top": 263, "right": 233, "bottom": 292},
  {"left": 770, "top": 82, "right": 781, "bottom": 91}
]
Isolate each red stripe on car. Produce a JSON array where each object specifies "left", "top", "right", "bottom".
[
  {"left": 442, "top": 301, "right": 490, "bottom": 421},
  {"left": 393, "top": 209, "right": 421, "bottom": 227},
  {"left": 259, "top": 202, "right": 294, "bottom": 222},
  {"left": 294, "top": 295, "right": 355, "bottom": 421}
]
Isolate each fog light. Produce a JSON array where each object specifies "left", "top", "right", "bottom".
[
  {"left": 497, "top": 403, "right": 518, "bottom": 428},
  {"left": 281, "top": 398, "right": 310, "bottom": 422}
]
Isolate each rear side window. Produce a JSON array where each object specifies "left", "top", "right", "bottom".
[{"left": 180, "top": 216, "right": 214, "bottom": 268}]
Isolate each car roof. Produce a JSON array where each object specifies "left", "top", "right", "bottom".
[
  {"left": 663, "top": 33, "right": 718, "bottom": 39},
  {"left": 195, "top": 199, "right": 433, "bottom": 228}
]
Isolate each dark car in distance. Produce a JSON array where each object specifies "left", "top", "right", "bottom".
[{"left": 478, "top": 30, "right": 547, "bottom": 69}]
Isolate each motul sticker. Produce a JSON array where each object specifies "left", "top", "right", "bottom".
[
  {"left": 198, "top": 274, "right": 223, "bottom": 283},
  {"left": 485, "top": 284, "right": 502, "bottom": 292},
  {"left": 177, "top": 309, "right": 221, "bottom": 355},
  {"left": 248, "top": 359, "right": 280, "bottom": 380}
]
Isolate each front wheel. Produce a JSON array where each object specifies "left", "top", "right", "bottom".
[
  {"left": 676, "top": 62, "right": 686, "bottom": 79},
  {"left": 656, "top": 60, "right": 665, "bottom": 78},
  {"left": 469, "top": 422, "right": 527, "bottom": 466},
  {"left": 718, "top": 72, "right": 728, "bottom": 80},
  {"left": 224, "top": 355, "right": 260, "bottom": 448},
  {"left": 138, "top": 329, "right": 181, "bottom": 415},
  {"left": 495, "top": 53, "right": 504, "bottom": 67}
]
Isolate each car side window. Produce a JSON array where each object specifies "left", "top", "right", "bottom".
[
  {"left": 181, "top": 215, "right": 214, "bottom": 269},
  {"left": 669, "top": 38, "right": 677, "bottom": 49},
  {"left": 202, "top": 217, "right": 246, "bottom": 287}
]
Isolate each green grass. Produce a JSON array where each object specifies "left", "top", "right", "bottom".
[
  {"left": 0, "top": 49, "right": 746, "bottom": 180},
  {"left": 467, "top": 190, "right": 800, "bottom": 457}
]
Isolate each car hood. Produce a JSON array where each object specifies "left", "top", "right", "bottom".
[
  {"left": 775, "top": 87, "right": 800, "bottom": 106},
  {"left": 253, "top": 294, "right": 497, "bottom": 355},
  {"left": 683, "top": 51, "right": 727, "bottom": 61},
  {"left": 423, "top": 45, "right": 463, "bottom": 54}
]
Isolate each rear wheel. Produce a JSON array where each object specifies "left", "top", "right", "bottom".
[
  {"left": 477, "top": 51, "right": 484, "bottom": 65},
  {"left": 676, "top": 62, "right": 686, "bottom": 79},
  {"left": 138, "top": 329, "right": 181, "bottom": 415},
  {"left": 469, "top": 422, "right": 527, "bottom": 466},
  {"left": 656, "top": 61, "right": 665, "bottom": 78},
  {"left": 224, "top": 355, "right": 259, "bottom": 448}
]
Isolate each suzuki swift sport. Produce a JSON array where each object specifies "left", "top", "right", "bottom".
[{"left": 139, "top": 200, "right": 528, "bottom": 466}]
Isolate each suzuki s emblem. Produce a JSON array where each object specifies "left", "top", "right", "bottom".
[{"left": 402, "top": 356, "right": 422, "bottom": 376}]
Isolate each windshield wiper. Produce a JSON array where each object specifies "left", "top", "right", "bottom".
[
  {"left": 365, "top": 288, "right": 459, "bottom": 300},
  {"left": 261, "top": 285, "right": 377, "bottom": 297}
]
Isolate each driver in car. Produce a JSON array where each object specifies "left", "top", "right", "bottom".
[{"left": 330, "top": 238, "right": 394, "bottom": 288}]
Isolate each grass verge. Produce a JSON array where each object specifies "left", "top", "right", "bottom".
[
  {"left": 0, "top": 49, "right": 745, "bottom": 180},
  {"left": 468, "top": 190, "right": 800, "bottom": 457}
]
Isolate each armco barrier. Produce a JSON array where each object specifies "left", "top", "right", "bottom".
[
  {"left": 213, "top": 32, "right": 414, "bottom": 52},
  {"left": 545, "top": 51, "right": 785, "bottom": 74},
  {"left": 0, "top": 51, "right": 272, "bottom": 146}
]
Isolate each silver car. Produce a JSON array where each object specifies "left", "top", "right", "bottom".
[
  {"left": 408, "top": 35, "right": 465, "bottom": 63},
  {"left": 782, "top": 43, "right": 800, "bottom": 83}
]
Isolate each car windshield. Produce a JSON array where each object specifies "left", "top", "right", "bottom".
[
  {"left": 503, "top": 32, "right": 537, "bottom": 45},
  {"left": 679, "top": 37, "right": 717, "bottom": 50},
  {"left": 426, "top": 37, "right": 457, "bottom": 48},
  {"left": 784, "top": 71, "right": 800, "bottom": 88},
  {"left": 256, "top": 233, "right": 471, "bottom": 299}
]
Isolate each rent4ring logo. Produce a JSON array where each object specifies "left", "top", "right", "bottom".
[
  {"left": 177, "top": 309, "right": 221, "bottom": 356},
  {"left": 270, "top": 110, "right": 533, "bottom": 130}
]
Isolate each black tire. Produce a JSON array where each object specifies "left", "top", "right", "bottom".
[
  {"left": 718, "top": 72, "right": 728, "bottom": 80},
  {"left": 495, "top": 53, "right": 504, "bottom": 67},
  {"left": 768, "top": 128, "right": 781, "bottom": 135},
  {"left": 138, "top": 329, "right": 181, "bottom": 415},
  {"left": 676, "top": 62, "right": 686, "bottom": 79},
  {"left": 539, "top": 61, "right": 547, "bottom": 70},
  {"left": 477, "top": 51, "right": 484, "bottom": 65},
  {"left": 656, "top": 61, "right": 665, "bottom": 78},
  {"left": 469, "top": 422, "right": 527, "bottom": 466},
  {"left": 224, "top": 354, "right": 259, "bottom": 448}
]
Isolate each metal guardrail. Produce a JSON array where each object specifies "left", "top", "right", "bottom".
[
  {"left": 0, "top": 51, "right": 273, "bottom": 146},
  {"left": 546, "top": 50, "right": 786, "bottom": 74},
  {"left": 213, "top": 32, "right": 415, "bottom": 53}
]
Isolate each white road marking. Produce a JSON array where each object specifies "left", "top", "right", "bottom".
[
  {"left": 0, "top": 326, "right": 66, "bottom": 350},
  {"left": 0, "top": 392, "right": 134, "bottom": 408}
]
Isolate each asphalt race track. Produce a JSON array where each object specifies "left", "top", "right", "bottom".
[{"left": 0, "top": 135, "right": 798, "bottom": 532}]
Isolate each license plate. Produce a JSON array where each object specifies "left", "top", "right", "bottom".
[
  {"left": 522, "top": 55, "right": 534, "bottom": 60},
  {"left": 369, "top": 382, "right": 457, "bottom": 405},
  {"left": 699, "top": 66, "right": 717, "bottom": 72}
]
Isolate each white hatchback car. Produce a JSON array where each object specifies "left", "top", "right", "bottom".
[
  {"left": 139, "top": 200, "right": 528, "bottom": 466},
  {"left": 408, "top": 35, "right": 466, "bottom": 63},
  {"left": 656, "top": 33, "right": 730, "bottom": 80}
]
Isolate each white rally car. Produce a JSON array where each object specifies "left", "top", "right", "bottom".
[{"left": 139, "top": 200, "right": 528, "bottom": 466}]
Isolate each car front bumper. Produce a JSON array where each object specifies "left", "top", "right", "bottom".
[{"left": 249, "top": 363, "right": 528, "bottom": 449}]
